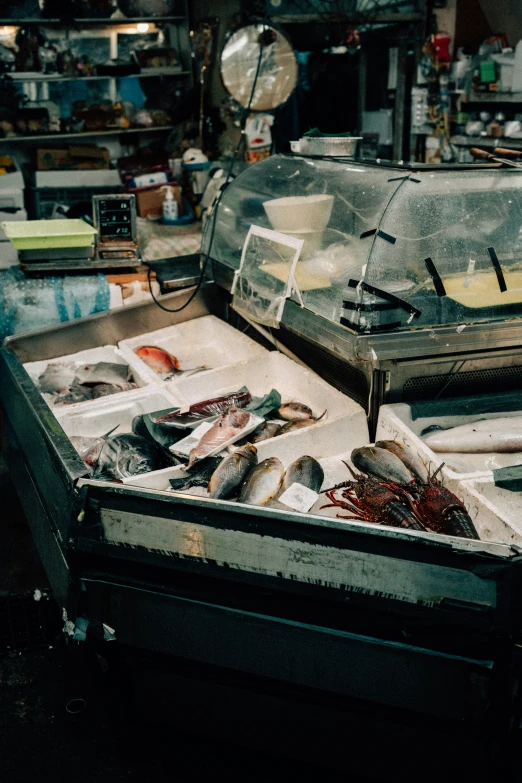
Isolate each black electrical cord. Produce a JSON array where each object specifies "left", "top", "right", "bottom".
[{"left": 147, "top": 16, "right": 269, "bottom": 314}]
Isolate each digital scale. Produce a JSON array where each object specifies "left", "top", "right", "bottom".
[{"left": 18, "top": 194, "right": 142, "bottom": 273}]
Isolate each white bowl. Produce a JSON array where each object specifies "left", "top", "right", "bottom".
[
  {"left": 282, "top": 229, "right": 324, "bottom": 254},
  {"left": 263, "top": 194, "right": 334, "bottom": 233}
]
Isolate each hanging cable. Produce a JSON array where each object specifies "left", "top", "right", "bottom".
[{"left": 147, "top": 15, "right": 269, "bottom": 314}]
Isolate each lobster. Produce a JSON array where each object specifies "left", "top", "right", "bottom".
[
  {"left": 321, "top": 459, "right": 479, "bottom": 540},
  {"left": 321, "top": 473, "right": 426, "bottom": 531}
]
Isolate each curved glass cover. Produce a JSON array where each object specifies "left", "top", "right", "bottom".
[{"left": 204, "top": 154, "right": 522, "bottom": 332}]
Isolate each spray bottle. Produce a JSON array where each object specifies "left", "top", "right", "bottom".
[{"left": 161, "top": 185, "right": 179, "bottom": 223}]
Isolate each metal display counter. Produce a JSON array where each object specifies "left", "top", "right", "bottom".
[{"left": 2, "top": 286, "right": 522, "bottom": 781}]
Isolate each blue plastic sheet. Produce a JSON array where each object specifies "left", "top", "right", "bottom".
[{"left": 0, "top": 268, "right": 110, "bottom": 341}]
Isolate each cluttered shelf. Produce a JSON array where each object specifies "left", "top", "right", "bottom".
[
  {"left": 10, "top": 68, "right": 190, "bottom": 82},
  {"left": 0, "top": 17, "right": 186, "bottom": 24},
  {"left": 450, "top": 135, "right": 522, "bottom": 148},
  {"left": 0, "top": 126, "right": 174, "bottom": 143},
  {"left": 465, "top": 92, "right": 522, "bottom": 103}
]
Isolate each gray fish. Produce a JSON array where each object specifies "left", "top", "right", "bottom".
[
  {"left": 208, "top": 443, "right": 258, "bottom": 499},
  {"left": 75, "top": 361, "right": 130, "bottom": 386},
  {"left": 239, "top": 456, "right": 285, "bottom": 506},
  {"left": 282, "top": 455, "right": 324, "bottom": 493},
  {"left": 252, "top": 421, "right": 282, "bottom": 442},
  {"left": 169, "top": 457, "right": 223, "bottom": 492},
  {"left": 94, "top": 434, "right": 170, "bottom": 480},
  {"left": 351, "top": 446, "right": 414, "bottom": 485},
  {"left": 91, "top": 381, "right": 136, "bottom": 399},
  {"left": 278, "top": 410, "right": 326, "bottom": 436},
  {"left": 375, "top": 440, "right": 428, "bottom": 482},
  {"left": 38, "top": 363, "right": 76, "bottom": 394},
  {"left": 55, "top": 382, "right": 93, "bottom": 404},
  {"left": 278, "top": 402, "right": 313, "bottom": 421}
]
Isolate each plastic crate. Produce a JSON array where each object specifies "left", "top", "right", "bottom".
[{"left": 28, "top": 185, "right": 123, "bottom": 219}]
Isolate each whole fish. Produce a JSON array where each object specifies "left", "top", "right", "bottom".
[
  {"left": 282, "top": 455, "right": 324, "bottom": 493},
  {"left": 351, "top": 446, "right": 414, "bottom": 485},
  {"left": 422, "top": 416, "right": 522, "bottom": 453},
  {"left": 169, "top": 457, "right": 223, "bottom": 492},
  {"left": 156, "top": 391, "right": 252, "bottom": 426},
  {"left": 91, "top": 381, "right": 136, "bottom": 399},
  {"left": 239, "top": 457, "right": 285, "bottom": 506},
  {"left": 278, "top": 410, "right": 326, "bottom": 436},
  {"left": 279, "top": 402, "right": 313, "bottom": 422},
  {"left": 251, "top": 420, "right": 282, "bottom": 442},
  {"left": 75, "top": 362, "right": 130, "bottom": 386},
  {"left": 208, "top": 443, "right": 258, "bottom": 499},
  {"left": 187, "top": 406, "right": 251, "bottom": 469},
  {"left": 38, "top": 363, "right": 76, "bottom": 394},
  {"left": 375, "top": 440, "right": 428, "bottom": 482},
  {"left": 55, "top": 382, "right": 93, "bottom": 405},
  {"left": 135, "top": 345, "right": 180, "bottom": 375},
  {"left": 94, "top": 434, "right": 170, "bottom": 480}
]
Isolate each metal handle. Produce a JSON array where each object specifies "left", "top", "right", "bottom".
[
  {"left": 470, "top": 147, "right": 493, "bottom": 160},
  {"left": 494, "top": 147, "right": 522, "bottom": 159}
]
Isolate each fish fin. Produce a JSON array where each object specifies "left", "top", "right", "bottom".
[
  {"left": 316, "top": 409, "right": 327, "bottom": 422},
  {"left": 102, "top": 424, "right": 120, "bottom": 439}
]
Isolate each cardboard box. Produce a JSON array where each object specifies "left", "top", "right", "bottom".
[
  {"left": 37, "top": 146, "right": 111, "bottom": 171},
  {"left": 135, "top": 185, "right": 183, "bottom": 219}
]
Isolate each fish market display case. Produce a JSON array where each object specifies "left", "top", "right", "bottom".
[
  {"left": 2, "top": 288, "right": 522, "bottom": 782},
  {"left": 206, "top": 155, "right": 522, "bottom": 426}
]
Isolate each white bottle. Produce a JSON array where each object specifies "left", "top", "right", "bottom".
[
  {"left": 512, "top": 39, "right": 522, "bottom": 92},
  {"left": 161, "top": 186, "right": 178, "bottom": 221}
]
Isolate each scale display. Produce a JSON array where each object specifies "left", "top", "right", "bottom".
[{"left": 97, "top": 198, "right": 133, "bottom": 241}]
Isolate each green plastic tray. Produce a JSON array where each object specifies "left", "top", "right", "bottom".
[{"left": 1, "top": 219, "right": 97, "bottom": 250}]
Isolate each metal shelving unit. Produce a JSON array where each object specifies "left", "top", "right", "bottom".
[
  {"left": 10, "top": 68, "right": 190, "bottom": 82},
  {"left": 450, "top": 134, "right": 522, "bottom": 148},
  {"left": 2, "top": 125, "right": 174, "bottom": 143}
]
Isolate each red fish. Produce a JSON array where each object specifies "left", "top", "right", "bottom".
[{"left": 135, "top": 345, "right": 180, "bottom": 376}]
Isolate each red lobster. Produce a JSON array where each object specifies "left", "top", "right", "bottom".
[
  {"left": 322, "top": 463, "right": 479, "bottom": 540},
  {"left": 321, "top": 474, "right": 426, "bottom": 532}
]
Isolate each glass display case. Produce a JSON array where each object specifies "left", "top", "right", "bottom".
[{"left": 205, "top": 155, "right": 522, "bottom": 333}]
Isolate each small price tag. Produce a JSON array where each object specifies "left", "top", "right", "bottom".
[{"left": 278, "top": 482, "right": 319, "bottom": 514}]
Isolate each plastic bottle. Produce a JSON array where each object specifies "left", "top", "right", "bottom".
[
  {"left": 512, "top": 40, "right": 522, "bottom": 92},
  {"left": 161, "top": 186, "right": 179, "bottom": 222}
]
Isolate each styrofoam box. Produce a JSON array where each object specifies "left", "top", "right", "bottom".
[
  {"left": 457, "top": 477, "right": 522, "bottom": 545},
  {"left": 117, "top": 315, "right": 267, "bottom": 386},
  {"left": 35, "top": 170, "right": 122, "bottom": 188},
  {"left": 56, "top": 386, "right": 182, "bottom": 439},
  {"left": 0, "top": 208, "right": 27, "bottom": 241},
  {"left": 123, "top": 351, "right": 370, "bottom": 489},
  {"left": 24, "top": 345, "right": 152, "bottom": 411},
  {"left": 376, "top": 402, "right": 522, "bottom": 492},
  {"left": 0, "top": 240, "right": 18, "bottom": 268},
  {"left": 0, "top": 187, "right": 24, "bottom": 210}
]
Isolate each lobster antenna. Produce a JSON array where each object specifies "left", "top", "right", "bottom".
[
  {"left": 342, "top": 460, "right": 358, "bottom": 479},
  {"left": 431, "top": 462, "right": 445, "bottom": 481}
]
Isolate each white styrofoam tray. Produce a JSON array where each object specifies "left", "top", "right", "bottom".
[
  {"left": 376, "top": 402, "right": 522, "bottom": 492},
  {"left": 457, "top": 477, "right": 522, "bottom": 546},
  {"left": 56, "top": 386, "right": 182, "bottom": 439},
  {"left": 123, "top": 351, "right": 370, "bottom": 489},
  {"left": 24, "top": 345, "right": 152, "bottom": 411},
  {"left": 117, "top": 314, "right": 267, "bottom": 385}
]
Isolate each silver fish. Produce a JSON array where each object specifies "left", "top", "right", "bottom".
[
  {"left": 239, "top": 457, "right": 285, "bottom": 506},
  {"left": 375, "top": 440, "right": 428, "bottom": 482},
  {"left": 208, "top": 443, "right": 258, "bottom": 499},
  {"left": 252, "top": 421, "right": 282, "bottom": 442},
  {"left": 422, "top": 416, "right": 522, "bottom": 453},
  {"left": 282, "top": 455, "right": 324, "bottom": 493},
  {"left": 351, "top": 446, "right": 414, "bottom": 485},
  {"left": 187, "top": 406, "right": 251, "bottom": 469},
  {"left": 75, "top": 362, "right": 130, "bottom": 386},
  {"left": 278, "top": 410, "right": 326, "bottom": 436},
  {"left": 38, "top": 363, "right": 76, "bottom": 394},
  {"left": 278, "top": 402, "right": 313, "bottom": 421},
  {"left": 94, "top": 434, "right": 169, "bottom": 480}
]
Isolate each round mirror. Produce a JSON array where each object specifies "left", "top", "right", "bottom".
[{"left": 220, "top": 24, "right": 298, "bottom": 111}]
